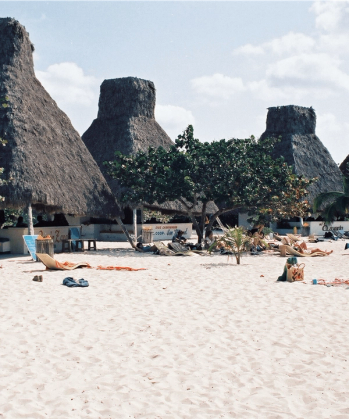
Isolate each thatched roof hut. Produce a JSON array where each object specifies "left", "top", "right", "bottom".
[
  {"left": 259, "top": 105, "right": 343, "bottom": 202},
  {"left": 339, "top": 157, "right": 349, "bottom": 178},
  {"left": 0, "top": 18, "right": 122, "bottom": 218},
  {"left": 82, "top": 77, "right": 217, "bottom": 216}
]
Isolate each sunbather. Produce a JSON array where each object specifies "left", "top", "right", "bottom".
[
  {"left": 295, "top": 241, "right": 333, "bottom": 255},
  {"left": 136, "top": 242, "right": 157, "bottom": 253}
]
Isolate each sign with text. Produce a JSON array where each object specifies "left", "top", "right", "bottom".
[{"left": 142, "top": 223, "right": 192, "bottom": 241}]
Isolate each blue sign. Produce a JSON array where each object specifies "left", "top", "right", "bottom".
[{"left": 23, "top": 235, "right": 39, "bottom": 261}]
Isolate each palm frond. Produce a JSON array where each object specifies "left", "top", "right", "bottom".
[
  {"left": 313, "top": 192, "right": 344, "bottom": 213},
  {"left": 322, "top": 202, "right": 340, "bottom": 223}
]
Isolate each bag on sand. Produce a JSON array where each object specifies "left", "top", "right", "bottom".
[
  {"left": 277, "top": 257, "right": 298, "bottom": 281},
  {"left": 287, "top": 263, "right": 305, "bottom": 282}
]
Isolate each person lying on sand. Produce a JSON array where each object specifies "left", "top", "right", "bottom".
[
  {"left": 136, "top": 242, "right": 157, "bottom": 253},
  {"left": 295, "top": 241, "right": 333, "bottom": 255}
]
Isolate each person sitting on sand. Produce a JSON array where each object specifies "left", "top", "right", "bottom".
[
  {"left": 172, "top": 229, "right": 186, "bottom": 244},
  {"left": 204, "top": 230, "right": 216, "bottom": 249},
  {"left": 295, "top": 241, "right": 333, "bottom": 255}
]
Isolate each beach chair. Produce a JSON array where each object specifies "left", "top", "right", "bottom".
[
  {"left": 287, "top": 233, "right": 301, "bottom": 243},
  {"left": 279, "top": 245, "right": 328, "bottom": 257},
  {"left": 153, "top": 242, "right": 176, "bottom": 256},
  {"left": 168, "top": 242, "right": 196, "bottom": 256},
  {"left": 216, "top": 217, "right": 229, "bottom": 233},
  {"left": 36, "top": 253, "right": 91, "bottom": 270}
]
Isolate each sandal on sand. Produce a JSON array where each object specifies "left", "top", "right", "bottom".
[{"left": 32, "top": 275, "right": 43, "bottom": 282}]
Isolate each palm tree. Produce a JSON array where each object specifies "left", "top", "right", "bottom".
[
  {"left": 215, "top": 226, "right": 251, "bottom": 264},
  {"left": 313, "top": 177, "right": 349, "bottom": 223}
]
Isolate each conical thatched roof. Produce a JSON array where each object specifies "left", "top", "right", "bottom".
[
  {"left": 83, "top": 77, "right": 173, "bottom": 157},
  {"left": 82, "top": 77, "right": 217, "bottom": 215},
  {"left": 259, "top": 105, "right": 343, "bottom": 202},
  {"left": 339, "top": 156, "right": 349, "bottom": 177},
  {"left": 0, "top": 18, "right": 122, "bottom": 217}
]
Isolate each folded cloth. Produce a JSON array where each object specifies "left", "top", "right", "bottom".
[{"left": 63, "top": 277, "right": 89, "bottom": 287}]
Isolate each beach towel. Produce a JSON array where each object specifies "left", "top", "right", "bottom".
[
  {"left": 316, "top": 278, "right": 349, "bottom": 287},
  {"left": 36, "top": 253, "right": 91, "bottom": 270},
  {"left": 96, "top": 266, "right": 146, "bottom": 271},
  {"left": 63, "top": 277, "right": 89, "bottom": 287},
  {"left": 37, "top": 253, "right": 146, "bottom": 271}
]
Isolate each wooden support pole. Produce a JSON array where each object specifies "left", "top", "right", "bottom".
[
  {"left": 27, "top": 202, "right": 34, "bottom": 235},
  {"left": 133, "top": 208, "right": 137, "bottom": 242}
]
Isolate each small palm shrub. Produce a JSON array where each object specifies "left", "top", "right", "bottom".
[{"left": 216, "top": 226, "right": 251, "bottom": 264}]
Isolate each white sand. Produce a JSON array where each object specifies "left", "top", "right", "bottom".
[{"left": 1, "top": 240, "right": 349, "bottom": 419}]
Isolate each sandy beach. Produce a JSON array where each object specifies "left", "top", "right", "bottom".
[{"left": 1, "top": 240, "right": 349, "bottom": 419}]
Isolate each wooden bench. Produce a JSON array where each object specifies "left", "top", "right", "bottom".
[{"left": 62, "top": 239, "right": 97, "bottom": 253}]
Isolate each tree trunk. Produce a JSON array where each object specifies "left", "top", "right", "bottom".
[
  {"left": 236, "top": 253, "right": 241, "bottom": 265},
  {"left": 199, "top": 202, "right": 207, "bottom": 243},
  {"left": 27, "top": 203, "right": 34, "bottom": 235},
  {"left": 206, "top": 206, "right": 242, "bottom": 233},
  {"left": 188, "top": 213, "right": 202, "bottom": 243},
  {"left": 116, "top": 216, "right": 137, "bottom": 249},
  {"left": 178, "top": 198, "right": 203, "bottom": 243},
  {"left": 206, "top": 209, "right": 226, "bottom": 232},
  {"left": 133, "top": 208, "right": 137, "bottom": 241}
]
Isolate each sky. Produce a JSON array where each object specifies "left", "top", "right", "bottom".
[{"left": 1, "top": 1, "right": 349, "bottom": 163}]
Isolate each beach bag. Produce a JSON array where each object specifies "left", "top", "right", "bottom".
[{"left": 287, "top": 263, "right": 305, "bottom": 282}]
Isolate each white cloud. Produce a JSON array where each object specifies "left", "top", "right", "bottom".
[
  {"left": 310, "top": 1, "right": 349, "bottom": 32},
  {"left": 155, "top": 105, "right": 195, "bottom": 140},
  {"left": 36, "top": 62, "right": 100, "bottom": 106},
  {"left": 233, "top": 32, "right": 315, "bottom": 57},
  {"left": 266, "top": 53, "right": 349, "bottom": 92},
  {"left": 316, "top": 112, "right": 349, "bottom": 164},
  {"left": 267, "top": 32, "right": 315, "bottom": 55},
  {"left": 191, "top": 73, "right": 245, "bottom": 99},
  {"left": 232, "top": 43, "right": 264, "bottom": 56}
]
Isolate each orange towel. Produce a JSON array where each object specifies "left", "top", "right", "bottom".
[
  {"left": 317, "top": 278, "right": 349, "bottom": 286},
  {"left": 59, "top": 261, "right": 92, "bottom": 269},
  {"left": 96, "top": 266, "right": 146, "bottom": 271}
]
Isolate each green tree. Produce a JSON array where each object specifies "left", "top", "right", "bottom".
[
  {"left": 313, "top": 176, "right": 349, "bottom": 223},
  {"left": 214, "top": 226, "right": 251, "bottom": 264},
  {"left": 106, "top": 125, "right": 312, "bottom": 242}
]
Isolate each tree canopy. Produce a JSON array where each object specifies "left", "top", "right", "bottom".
[
  {"left": 313, "top": 175, "right": 349, "bottom": 223},
  {"left": 106, "top": 125, "right": 313, "bottom": 241}
]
